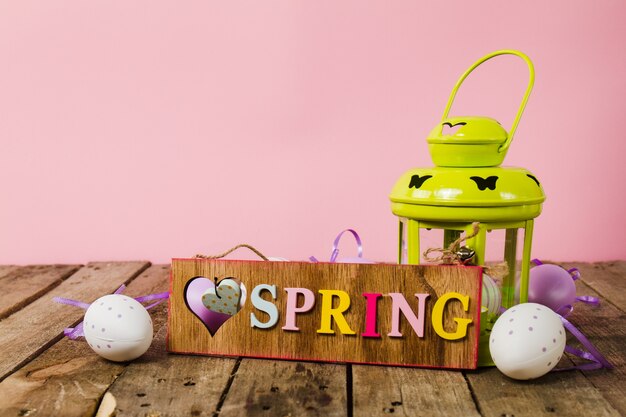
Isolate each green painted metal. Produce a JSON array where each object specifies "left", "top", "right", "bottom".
[
  {"left": 407, "top": 219, "right": 421, "bottom": 265},
  {"left": 430, "top": 50, "right": 535, "bottom": 167},
  {"left": 519, "top": 219, "right": 535, "bottom": 304},
  {"left": 389, "top": 50, "right": 545, "bottom": 367}
]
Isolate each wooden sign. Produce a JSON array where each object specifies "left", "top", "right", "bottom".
[{"left": 168, "top": 259, "right": 483, "bottom": 369}]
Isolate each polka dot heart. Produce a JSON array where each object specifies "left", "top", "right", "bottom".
[
  {"left": 202, "top": 279, "right": 242, "bottom": 316},
  {"left": 489, "top": 302, "right": 566, "bottom": 380},
  {"left": 83, "top": 294, "right": 153, "bottom": 362}
]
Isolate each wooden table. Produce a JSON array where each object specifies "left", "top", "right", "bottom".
[{"left": 0, "top": 261, "right": 624, "bottom": 417}]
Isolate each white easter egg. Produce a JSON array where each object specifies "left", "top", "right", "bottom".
[
  {"left": 238, "top": 282, "right": 247, "bottom": 309},
  {"left": 489, "top": 302, "right": 566, "bottom": 380},
  {"left": 83, "top": 294, "right": 153, "bottom": 362},
  {"left": 481, "top": 273, "right": 501, "bottom": 315},
  {"left": 267, "top": 257, "right": 289, "bottom": 262}
]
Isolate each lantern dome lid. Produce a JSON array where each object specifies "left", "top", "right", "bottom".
[
  {"left": 427, "top": 117, "right": 507, "bottom": 145},
  {"left": 426, "top": 117, "right": 510, "bottom": 168},
  {"left": 389, "top": 166, "right": 545, "bottom": 222}
]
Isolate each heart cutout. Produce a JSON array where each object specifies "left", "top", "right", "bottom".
[{"left": 184, "top": 276, "right": 247, "bottom": 336}]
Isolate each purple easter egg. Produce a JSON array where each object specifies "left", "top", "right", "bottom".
[{"left": 528, "top": 264, "right": 576, "bottom": 315}]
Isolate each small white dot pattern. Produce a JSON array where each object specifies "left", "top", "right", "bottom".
[{"left": 83, "top": 294, "right": 153, "bottom": 362}]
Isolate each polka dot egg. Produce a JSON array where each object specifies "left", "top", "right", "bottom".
[
  {"left": 489, "top": 302, "right": 566, "bottom": 380},
  {"left": 83, "top": 294, "right": 153, "bottom": 362}
]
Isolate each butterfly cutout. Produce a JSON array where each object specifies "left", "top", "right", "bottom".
[
  {"left": 409, "top": 175, "right": 433, "bottom": 189},
  {"left": 442, "top": 122, "right": 467, "bottom": 135},
  {"left": 526, "top": 174, "right": 540, "bottom": 186},
  {"left": 470, "top": 176, "right": 498, "bottom": 191}
]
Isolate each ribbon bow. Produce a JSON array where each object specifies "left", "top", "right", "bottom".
[
  {"left": 309, "top": 229, "right": 367, "bottom": 263},
  {"left": 53, "top": 285, "right": 169, "bottom": 339}
]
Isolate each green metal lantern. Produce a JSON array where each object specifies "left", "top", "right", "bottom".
[{"left": 389, "top": 50, "right": 546, "bottom": 365}]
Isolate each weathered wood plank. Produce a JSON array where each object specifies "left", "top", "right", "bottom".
[
  {"left": 0, "top": 261, "right": 149, "bottom": 382},
  {"left": 105, "top": 326, "right": 236, "bottom": 417},
  {"left": 464, "top": 261, "right": 624, "bottom": 417},
  {"left": 566, "top": 261, "right": 626, "bottom": 313},
  {"left": 0, "top": 265, "right": 21, "bottom": 279},
  {"left": 219, "top": 359, "right": 348, "bottom": 417},
  {"left": 0, "top": 330, "right": 127, "bottom": 417},
  {"left": 170, "top": 260, "right": 482, "bottom": 369},
  {"left": 352, "top": 366, "right": 480, "bottom": 417},
  {"left": 0, "top": 264, "right": 167, "bottom": 417},
  {"left": 0, "top": 264, "right": 81, "bottom": 320},
  {"left": 561, "top": 263, "right": 626, "bottom": 416},
  {"left": 0, "top": 261, "right": 621, "bottom": 417},
  {"left": 465, "top": 365, "right": 620, "bottom": 417}
]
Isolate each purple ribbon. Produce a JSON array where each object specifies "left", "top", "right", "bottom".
[
  {"left": 498, "top": 304, "right": 612, "bottom": 372},
  {"left": 553, "top": 315, "right": 613, "bottom": 371},
  {"left": 504, "top": 260, "right": 611, "bottom": 371},
  {"left": 556, "top": 304, "right": 574, "bottom": 317},
  {"left": 568, "top": 267, "right": 581, "bottom": 280},
  {"left": 575, "top": 295, "right": 600, "bottom": 306},
  {"left": 310, "top": 229, "right": 364, "bottom": 263},
  {"left": 53, "top": 285, "right": 169, "bottom": 340},
  {"left": 565, "top": 267, "right": 601, "bottom": 306}
]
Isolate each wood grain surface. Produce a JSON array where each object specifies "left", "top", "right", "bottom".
[
  {"left": 106, "top": 327, "right": 237, "bottom": 416},
  {"left": 565, "top": 261, "right": 626, "bottom": 313},
  {"left": 219, "top": 359, "right": 347, "bottom": 417},
  {"left": 0, "top": 262, "right": 149, "bottom": 381},
  {"left": 0, "top": 265, "right": 21, "bottom": 279},
  {"left": 563, "top": 262, "right": 626, "bottom": 416},
  {"left": 465, "top": 363, "right": 620, "bottom": 417},
  {"left": 461, "top": 261, "right": 624, "bottom": 417},
  {"left": 169, "top": 259, "right": 482, "bottom": 369},
  {"left": 352, "top": 365, "right": 480, "bottom": 417},
  {"left": 0, "top": 264, "right": 81, "bottom": 320},
  {"left": 0, "top": 264, "right": 166, "bottom": 417},
  {"left": 0, "top": 260, "right": 622, "bottom": 417}
]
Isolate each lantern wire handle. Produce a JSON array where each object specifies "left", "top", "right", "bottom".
[{"left": 440, "top": 50, "right": 535, "bottom": 154}]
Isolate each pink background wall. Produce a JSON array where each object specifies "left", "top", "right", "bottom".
[{"left": 1, "top": 1, "right": 625, "bottom": 265}]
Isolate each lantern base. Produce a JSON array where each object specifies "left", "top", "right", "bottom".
[{"left": 478, "top": 311, "right": 498, "bottom": 367}]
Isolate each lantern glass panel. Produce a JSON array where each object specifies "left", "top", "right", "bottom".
[
  {"left": 399, "top": 218, "right": 407, "bottom": 264},
  {"left": 398, "top": 220, "right": 445, "bottom": 265},
  {"left": 483, "top": 228, "right": 526, "bottom": 305},
  {"left": 417, "top": 227, "right": 444, "bottom": 264},
  {"left": 398, "top": 221, "right": 529, "bottom": 305}
]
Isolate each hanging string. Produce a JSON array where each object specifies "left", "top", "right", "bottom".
[
  {"left": 423, "top": 222, "right": 481, "bottom": 264},
  {"left": 195, "top": 244, "right": 269, "bottom": 261},
  {"left": 422, "top": 222, "right": 509, "bottom": 280}
]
